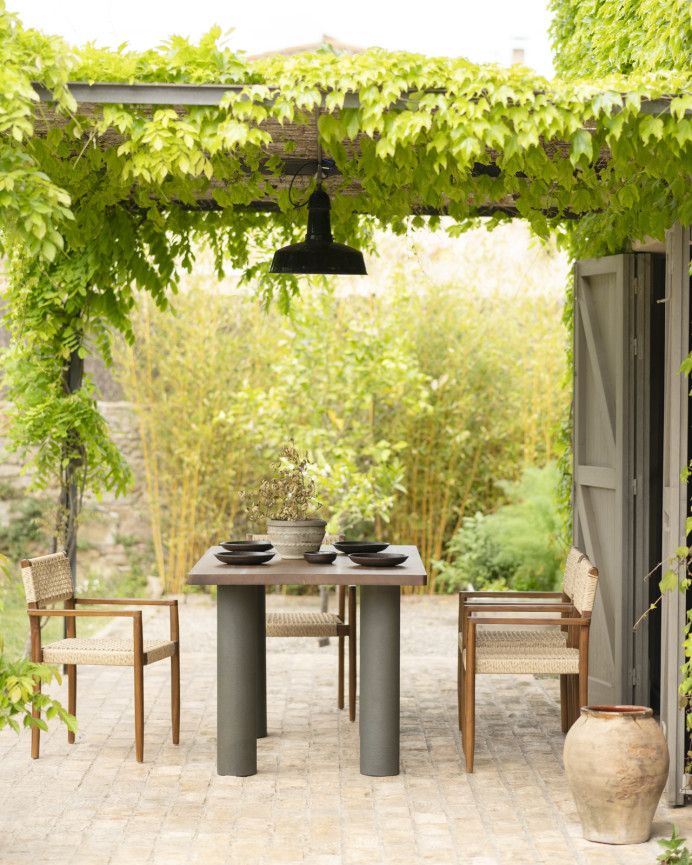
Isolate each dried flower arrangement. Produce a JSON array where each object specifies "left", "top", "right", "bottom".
[{"left": 240, "top": 442, "right": 323, "bottom": 522}]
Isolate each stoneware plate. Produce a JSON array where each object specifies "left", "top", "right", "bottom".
[
  {"left": 333, "top": 541, "right": 389, "bottom": 554},
  {"left": 219, "top": 540, "right": 273, "bottom": 552},
  {"left": 348, "top": 552, "right": 408, "bottom": 567},
  {"left": 214, "top": 551, "right": 275, "bottom": 565},
  {"left": 303, "top": 550, "right": 337, "bottom": 564}
]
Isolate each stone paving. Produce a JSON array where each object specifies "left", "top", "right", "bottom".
[{"left": 1, "top": 592, "right": 691, "bottom": 865}]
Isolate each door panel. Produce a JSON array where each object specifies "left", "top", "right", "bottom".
[
  {"left": 575, "top": 249, "right": 668, "bottom": 791},
  {"left": 660, "top": 224, "right": 690, "bottom": 806},
  {"left": 573, "top": 255, "right": 632, "bottom": 706}
]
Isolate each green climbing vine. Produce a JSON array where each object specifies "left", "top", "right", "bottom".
[{"left": 549, "top": 0, "right": 692, "bottom": 78}]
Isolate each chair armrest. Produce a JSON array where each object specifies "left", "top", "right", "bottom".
[
  {"left": 467, "top": 616, "right": 590, "bottom": 628},
  {"left": 75, "top": 598, "right": 179, "bottom": 642},
  {"left": 27, "top": 609, "right": 142, "bottom": 618},
  {"left": 460, "top": 591, "right": 562, "bottom": 599},
  {"left": 459, "top": 592, "right": 566, "bottom": 626},
  {"left": 465, "top": 603, "right": 576, "bottom": 614},
  {"left": 75, "top": 597, "right": 178, "bottom": 607}
]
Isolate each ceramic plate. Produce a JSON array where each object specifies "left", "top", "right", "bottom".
[
  {"left": 348, "top": 552, "right": 408, "bottom": 567},
  {"left": 219, "top": 541, "right": 273, "bottom": 552},
  {"left": 214, "top": 551, "right": 275, "bottom": 565},
  {"left": 333, "top": 541, "right": 389, "bottom": 554}
]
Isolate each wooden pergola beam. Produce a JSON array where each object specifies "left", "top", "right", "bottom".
[{"left": 29, "top": 80, "right": 635, "bottom": 219}]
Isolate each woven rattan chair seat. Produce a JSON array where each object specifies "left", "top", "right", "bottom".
[
  {"left": 474, "top": 627, "right": 566, "bottom": 648},
  {"left": 462, "top": 644, "right": 580, "bottom": 675},
  {"left": 42, "top": 638, "right": 175, "bottom": 666},
  {"left": 266, "top": 611, "right": 342, "bottom": 637}
]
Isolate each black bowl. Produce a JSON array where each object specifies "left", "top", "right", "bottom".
[
  {"left": 333, "top": 541, "right": 389, "bottom": 554},
  {"left": 348, "top": 552, "right": 408, "bottom": 568},
  {"left": 214, "top": 551, "right": 275, "bottom": 566},
  {"left": 303, "top": 550, "right": 337, "bottom": 564},
  {"left": 219, "top": 540, "right": 273, "bottom": 552}
]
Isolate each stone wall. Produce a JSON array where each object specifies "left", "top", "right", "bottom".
[{"left": 0, "top": 396, "right": 153, "bottom": 587}]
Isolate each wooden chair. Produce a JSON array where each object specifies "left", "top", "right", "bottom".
[
  {"left": 250, "top": 533, "right": 357, "bottom": 721},
  {"left": 21, "top": 551, "right": 180, "bottom": 762},
  {"left": 458, "top": 546, "right": 599, "bottom": 772}
]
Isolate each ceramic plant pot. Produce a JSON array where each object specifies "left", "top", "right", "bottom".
[
  {"left": 563, "top": 705, "right": 669, "bottom": 844},
  {"left": 266, "top": 518, "right": 326, "bottom": 559}
]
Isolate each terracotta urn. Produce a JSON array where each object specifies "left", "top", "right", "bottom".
[
  {"left": 563, "top": 705, "right": 669, "bottom": 844},
  {"left": 266, "top": 518, "right": 326, "bottom": 559}
]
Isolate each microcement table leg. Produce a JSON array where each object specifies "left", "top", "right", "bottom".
[
  {"left": 256, "top": 586, "right": 267, "bottom": 738},
  {"left": 217, "top": 585, "right": 258, "bottom": 775},
  {"left": 359, "top": 584, "right": 400, "bottom": 776}
]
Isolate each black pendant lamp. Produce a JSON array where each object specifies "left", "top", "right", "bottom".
[
  {"left": 270, "top": 185, "right": 367, "bottom": 275},
  {"left": 270, "top": 143, "right": 367, "bottom": 275}
]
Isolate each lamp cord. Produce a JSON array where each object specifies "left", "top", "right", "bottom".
[
  {"left": 287, "top": 159, "right": 335, "bottom": 208},
  {"left": 288, "top": 161, "right": 318, "bottom": 207},
  {"left": 286, "top": 123, "right": 331, "bottom": 207}
]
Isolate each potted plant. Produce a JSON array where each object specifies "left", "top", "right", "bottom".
[{"left": 240, "top": 442, "right": 326, "bottom": 558}]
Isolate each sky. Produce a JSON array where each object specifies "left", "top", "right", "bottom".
[{"left": 6, "top": 0, "right": 555, "bottom": 77}]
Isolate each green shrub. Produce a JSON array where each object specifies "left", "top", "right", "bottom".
[
  {"left": 435, "top": 463, "right": 566, "bottom": 593},
  {"left": 0, "top": 653, "right": 77, "bottom": 736}
]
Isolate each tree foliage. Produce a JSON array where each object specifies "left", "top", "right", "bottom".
[{"left": 550, "top": 0, "right": 692, "bottom": 77}]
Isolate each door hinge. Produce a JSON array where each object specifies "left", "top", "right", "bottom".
[
  {"left": 631, "top": 667, "right": 639, "bottom": 687},
  {"left": 632, "top": 478, "right": 638, "bottom": 496},
  {"left": 633, "top": 276, "right": 639, "bottom": 295},
  {"left": 632, "top": 337, "right": 639, "bottom": 356}
]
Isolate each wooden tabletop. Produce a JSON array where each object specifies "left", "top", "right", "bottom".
[{"left": 187, "top": 544, "right": 427, "bottom": 587}]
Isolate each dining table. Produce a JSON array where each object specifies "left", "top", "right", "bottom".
[{"left": 186, "top": 544, "right": 427, "bottom": 777}]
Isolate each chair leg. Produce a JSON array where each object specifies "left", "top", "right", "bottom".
[
  {"left": 134, "top": 662, "right": 144, "bottom": 762},
  {"left": 463, "top": 664, "right": 475, "bottom": 773},
  {"left": 31, "top": 679, "right": 41, "bottom": 759},
  {"left": 171, "top": 652, "right": 180, "bottom": 745},
  {"left": 576, "top": 631, "right": 589, "bottom": 726},
  {"left": 29, "top": 617, "right": 42, "bottom": 759},
  {"left": 577, "top": 670, "right": 588, "bottom": 723},
  {"left": 559, "top": 674, "right": 568, "bottom": 732},
  {"left": 463, "top": 633, "right": 476, "bottom": 773},
  {"left": 338, "top": 634, "right": 345, "bottom": 710},
  {"left": 458, "top": 644, "right": 464, "bottom": 731},
  {"left": 67, "top": 665, "right": 77, "bottom": 743},
  {"left": 568, "top": 674, "right": 586, "bottom": 727},
  {"left": 348, "top": 586, "right": 357, "bottom": 722}
]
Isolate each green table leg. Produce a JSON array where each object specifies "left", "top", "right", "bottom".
[
  {"left": 217, "top": 584, "right": 258, "bottom": 775},
  {"left": 360, "top": 585, "right": 400, "bottom": 776}
]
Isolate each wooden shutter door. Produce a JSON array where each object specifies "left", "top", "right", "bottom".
[
  {"left": 660, "top": 224, "right": 690, "bottom": 806},
  {"left": 573, "top": 255, "right": 634, "bottom": 705}
]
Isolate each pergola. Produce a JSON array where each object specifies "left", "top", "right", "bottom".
[
  {"left": 7, "top": 71, "right": 692, "bottom": 806},
  {"left": 31, "top": 79, "right": 681, "bottom": 219}
]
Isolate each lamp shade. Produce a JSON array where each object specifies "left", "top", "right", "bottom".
[{"left": 270, "top": 186, "right": 367, "bottom": 275}]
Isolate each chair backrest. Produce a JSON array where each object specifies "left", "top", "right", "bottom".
[
  {"left": 562, "top": 546, "right": 599, "bottom": 615},
  {"left": 21, "top": 551, "right": 74, "bottom": 607},
  {"left": 248, "top": 533, "right": 345, "bottom": 544}
]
